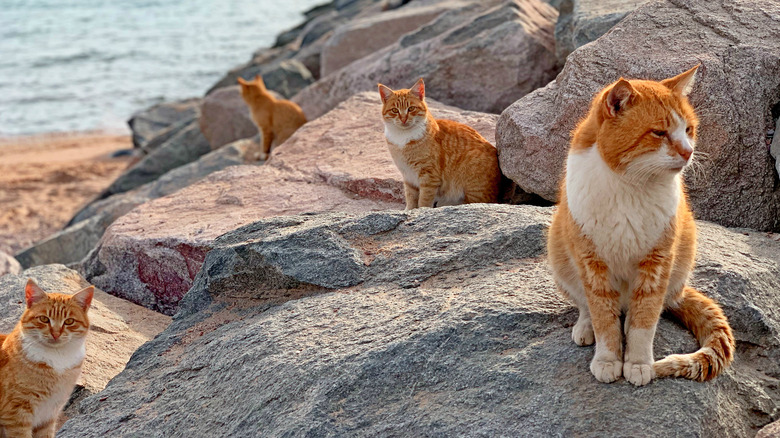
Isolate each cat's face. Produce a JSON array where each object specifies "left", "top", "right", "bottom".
[
  {"left": 378, "top": 79, "right": 428, "bottom": 131},
  {"left": 238, "top": 75, "right": 266, "bottom": 100},
  {"left": 595, "top": 65, "right": 700, "bottom": 181},
  {"left": 21, "top": 280, "right": 93, "bottom": 348}
]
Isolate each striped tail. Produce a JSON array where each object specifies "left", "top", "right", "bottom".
[{"left": 654, "top": 287, "right": 735, "bottom": 381}]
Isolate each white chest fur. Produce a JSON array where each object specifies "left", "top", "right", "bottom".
[
  {"left": 384, "top": 120, "right": 427, "bottom": 187},
  {"left": 566, "top": 145, "right": 680, "bottom": 281},
  {"left": 21, "top": 333, "right": 86, "bottom": 373}
]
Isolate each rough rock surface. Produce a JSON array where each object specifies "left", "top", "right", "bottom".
[
  {"left": 102, "top": 121, "right": 212, "bottom": 198},
  {"left": 294, "top": 0, "right": 560, "bottom": 120},
  {"left": 127, "top": 98, "right": 202, "bottom": 150},
  {"left": 15, "top": 214, "right": 116, "bottom": 269},
  {"left": 199, "top": 86, "right": 260, "bottom": 150},
  {"left": 759, "top": 420, "right": 780, "bottom": 438},
  {"left": 554, "top": 0, "right": 648, "bottom": 62},
  {"left": 771, "top": 117, "right": 780, "bottom": 179},
  {"left": 0, "top": 250, "right": 22, "bottom": 277},
  {"left": 497, "top": 0, "right": 780, "bottom": 231},
  {"left": 0, "top": 265, "right": 169, "bottom": 424},
  {"left": 80, "top": 165, "right": 402, "bottom": 315},
  {"left": 80, "top": 92, "right": 502, "bottom": 315},
  {"left": 60, "top": 205, "right": 780, "bottom": 436},
  {"left": 320, "top": 2, "right": 455, "bottom": 76}
]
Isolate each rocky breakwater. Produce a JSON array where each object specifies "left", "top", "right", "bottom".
[
  {"left": 294, "top": 0, "right": 561, "bottom": 120},
  {"left": 60, "top": 204, "right": 779, "bottom": 436},
  {"left": 497, "top": 0, "right": 780, "bottom": 231},
  {"left": 0, "top": 265, "right": 169, "bottom": 423},
  {"left": 80, "top": 92, "right": 499, "bottom": 315}
]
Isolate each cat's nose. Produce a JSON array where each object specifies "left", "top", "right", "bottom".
[{"left": 673, "top": 139, "right": 693, "bottom": 161}]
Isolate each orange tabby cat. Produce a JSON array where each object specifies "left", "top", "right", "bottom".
[
  {"left": 548, "top": 65, "right": 734, "bottom": 386},
  {"left": 237, "top": 75, "right": 307, "bottom": 160},
  {"left": 378, "top": 78, "right": 501, "bottom": 209},
  {"left": 0, "top": 279, "right": 94, "bottom": 437}
]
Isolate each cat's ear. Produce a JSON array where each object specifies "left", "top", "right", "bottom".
[
  {"left": 25, "top": 279, "right": 47, "bottom": 308},
  {"left": 662, "top": 64, "right": 699, "bottom": 96},
  {"left": 603, "top": 78, "right": 634, "bottom": 118},
  {"left": 378, "top": 84, "right": 394, "bottom": 103},
  {"left": 254, "top": 75, "right": 266, "bottom": 90},
  {"left": 410, "top": 78, "right": 425, "bottom": 100},
  {"left": 71, "top": 286, "right": 94, "bottom": 311}
]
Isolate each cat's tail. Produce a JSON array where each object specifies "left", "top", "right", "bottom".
[{"left": 653, "top": 286, "right": 735, "bottom": 381}]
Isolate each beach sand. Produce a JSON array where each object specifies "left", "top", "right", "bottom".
[{"left": 0, "top": 133, "right": 133, "bottom": 256}]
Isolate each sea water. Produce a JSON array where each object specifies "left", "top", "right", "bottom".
[{"left": 0, "top": 0, "right": 322, "bottom": 136}]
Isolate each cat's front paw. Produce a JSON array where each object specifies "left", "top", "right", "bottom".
[
  {"left": 590, "top": 359, "right": 623, "bottom": 383},
  {"left": 259, "top": 151, "right": 269, "bottom": 161},
  {"left": 572, "top": 318, "right": 594, "bottom": 346},
  {"left": 623, "top": 362, "right": 655, "bottom": 386}
]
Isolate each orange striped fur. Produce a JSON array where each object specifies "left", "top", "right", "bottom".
[
  {"left": 238, "top": 75, "right": 307, "bottom": 160},
  {"left": 0, "top": 279, "right": 93, "bottom": 437},
  {"left": 378, "top": 78, "right": 501, "bottom": 209},
  {"left": 547, "top": 65, "right": 734, "bottom": 386}
]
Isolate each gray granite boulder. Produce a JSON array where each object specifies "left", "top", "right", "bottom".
[
  {"left": 60, "top": 205, "right": 779, "bottom": 436},
  {"left": 554, "top": 0, "right": 648, "bottom": 62},
  {"left": 127, "top": 98, "right": 201, "bottom": 150},
  {"left": 294, "top": 0, "right": 560, "bottom": 120},
  {"left": 0, "top": 250, "right": 21, "bottom": 277},
  {"left": 497, "top": 0, "right": 780, "bottom": 231}
]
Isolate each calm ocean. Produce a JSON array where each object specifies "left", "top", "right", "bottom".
[{"left": 0, "top": 0, "right": 322, "bottom": 136}]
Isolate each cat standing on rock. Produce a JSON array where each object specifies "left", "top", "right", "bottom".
[
  {"left": 0, "top": 279, "right": 94, "bottom": 437},
  {"left": 547, "top": 65, "right": 735, "bottom": 386},
  {"left": 379, "top": 78, "right": 501, "bottom": 209},
  {"left": 238, "top": 75, "right": 307, "bottom": 160}
]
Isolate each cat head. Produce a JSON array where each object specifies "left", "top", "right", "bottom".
[
  {"left": 591, "top": 65, "right": 700, "bottom": 180},
  {"left": 20, "top": 279, "right": 93, "bottom": 348},
  {"left": 237, "top": 75, "right": 267, "bottom": 99},
  {"left": 378, "top": 78, "right": 428, "bottom": 130}
]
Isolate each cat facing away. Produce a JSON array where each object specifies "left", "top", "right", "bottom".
[
  {"left": 547, "top": 65, "right": 734, "bottom": 386},
  {"left": 237, "top": 75, "right": 307, "bottom": 160},
  {"left": 378, "top": 78, "right": 501, "bottom": 209},
  {"left": 0, "top": 279, "right": 94, "bottom": 437}
]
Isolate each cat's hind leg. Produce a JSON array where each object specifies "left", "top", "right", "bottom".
[{"left": 548, "top": 228, "right": 594, "bottom": 346}]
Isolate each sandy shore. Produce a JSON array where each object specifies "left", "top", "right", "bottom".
[{"left": 0, "top": 133, "right": 133, "bottom": 255}]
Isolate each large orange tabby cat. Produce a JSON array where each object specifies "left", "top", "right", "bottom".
[
  {"left": 238, "top": 75, "right": 307, "bottom": 160},
  {"left": 378, "top": 78, "right": 501, "bottom": 209},
  {"left": 547, "top": 65, "right": 734, "bottom": 386},
  {"left": 0, "top": 279, "right": 94, "bottom": 437}
]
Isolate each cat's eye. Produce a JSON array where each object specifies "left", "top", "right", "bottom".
[
  {"left": 408, "top": 106, "right": 417, "bottom": 112},
  {"left": 391, "top": 108, "right": 399, "bottom": 113},
  {"left": 651, "top": 130, "right": 667, "bottom": 137},
  {"left": 685, "top": 126, "right": 693, "bottom": 135},
  {"left": 64, "top": 318, "right": 75, "bottom": 325},
  {"left": 38, "top": 316, "right": 49, "bottom": 323}
]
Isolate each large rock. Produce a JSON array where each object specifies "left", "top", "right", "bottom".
[
  {"left": 24, "top": 141, "right": 259, "bottom": 269},
  {"left": 294, "top": 0, "right": 560, "bottom": 120},
  {"left": 759, "top": 420, "right": 780, "bottom": 438},
  {"left": 199, "top": 86, "right": 259, "bottom": 150},
  {"left": 0, "top": 265, "right": 169, "bottom": 425},
  {"left": 320, "top": 2, "right": 455, "bottom": 76},
  {"left": 80, "top": 93, "right": 501, "bottom": 315},
  {"left": 101, "top": 120, "right": 212, "bottom": 198},
  {"left": 127, "top": 98, "right": 201, "bottom": 149},
  {"left": 497, "top": 0, "right": 780, "bottom": 231},
  {"left": 80, "top": 165, "right": 402, "bottom": 315},
  {"left": 0, "top": 250, "right": 21, "bottom": 277},
  {"left": 554, "top": 0, "right": 648, "bottom": 62},
  {"left": 60, "top": 205, "right": 780, "bottom": 436}
]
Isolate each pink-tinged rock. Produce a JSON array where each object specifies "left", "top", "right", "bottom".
[
  {"left": 294, "top": 0, "right": 559, "bottom": 121},
  {"left": 268, "top": 91, "right": 499, "bottom": 203},
  {"left": 320, "top": 2, "right": 457, "bottom": 77},
  {"left": 198, "top": 85, "right": 259, "bottom": 150},
  {"left": 81, "top": 165, "right": 402, "bottom": 315},
  {"left": 496, "top": 0, "right": 780, "bottom": 231},
  {"left": 82, "top": 92, "right": 501, "bottom": 315}
]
